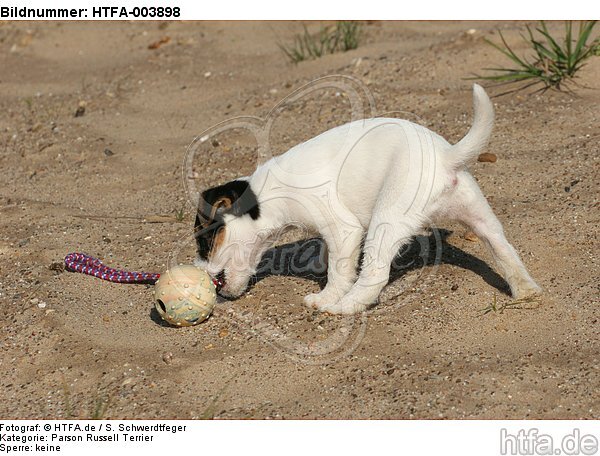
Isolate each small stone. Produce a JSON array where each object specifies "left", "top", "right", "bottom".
[
  {"left": 37, "top": 301, "right": 47, "bottom": 309},
  {"left": 104, "top": 148, "right": 114, "bottom": 157},
  {"left": 463, "top": 231, "right": 479, "bottom": 242},
  {"left": 477, "top": 152, "right": 497, "bottom": 163},
  {"left": 74, "top": 106, "right": 85, "bottom": 118},
  {"left": 219, "top": 329, "right": 229, "bottom": 338},
  {"left": 49, "top": 262, "right": 64, "bottom": 274},
  {"left": 162, "top": 352, "right": 173, "bottom": 364},
  {"left": 148, "top": 36, "right": 171, "bottom": 50}
]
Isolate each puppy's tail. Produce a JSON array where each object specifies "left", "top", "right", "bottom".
[{"left": 448, "top": 84, "right": 494, "bottom": 169}]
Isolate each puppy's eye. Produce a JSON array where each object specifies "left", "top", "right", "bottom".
[
  {"left": 195, "top": 220, "right": 224, "bottom": 261},
  {"left": 210, "top": 227, "right": 227, "bottom": 258}
]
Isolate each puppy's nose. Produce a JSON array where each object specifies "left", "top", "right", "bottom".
[{"left": 213, "top": 270, "right": 226, "bottom": 292}]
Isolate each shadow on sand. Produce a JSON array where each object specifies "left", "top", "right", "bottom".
[{"left": 250, "top": 229, "right": 510, "bottom": 295}]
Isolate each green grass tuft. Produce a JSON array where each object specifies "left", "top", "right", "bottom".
[
  {"left": 479, "top": 294, "right": 541, "bottom": 316},
  {"left": 472, "top": 21, "right": 599, "bottom": 94},
  {"left": 279, "top": 21, "right": 361, "bottom": 63},
  {"left": 175, "top": 204, "right": 186, "bottom": 222},
  {"left": 89, "top": 389, "right": 111, "bottom": 420}
]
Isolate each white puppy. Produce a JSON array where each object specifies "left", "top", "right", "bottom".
[{"left": 194, "top": 84, "right": 541, "bottom": 314}]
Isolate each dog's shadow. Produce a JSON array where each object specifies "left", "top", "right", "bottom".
[{"left": 251, "top": 229, "right": 510, "bottom": 295}]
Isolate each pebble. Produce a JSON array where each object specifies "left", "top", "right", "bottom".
[
  {"left": 162, "top": 352, "right": 173, "bottom": 364},
  {"left": 74, "top": 106, "right": 85, "bottom": 118},
  {"left": 463, "top": 231, "right": 479, "bottom": 242},
  {"left": 478, "top": 152, "right": 497, "bottom": 163},
  {"left": 49, "top": 262, "right": 64, "bottom": 274}
]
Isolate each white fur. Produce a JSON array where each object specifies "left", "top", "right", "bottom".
[{"left": 195, "top": 84, "right": 541, "bottom": 314}]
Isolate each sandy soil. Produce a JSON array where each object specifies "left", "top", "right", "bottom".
[{"left": 0, "top": 21, "right": 598, "bottom": 419}]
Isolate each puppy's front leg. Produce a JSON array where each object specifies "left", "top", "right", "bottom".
[
  {"left": 325, "top": 214, "right": 423, "bottom": 315},
  {"left": 304, "top": 225, "right": 364, "bottom": 312}
]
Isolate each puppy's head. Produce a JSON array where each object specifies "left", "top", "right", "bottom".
[{"left": 194, "top": 179, "right": 263, "bottom": 298}]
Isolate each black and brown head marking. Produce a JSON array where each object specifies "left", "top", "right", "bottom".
[{"left": 195, "top": 180, "right": 260, "bottom": 260}]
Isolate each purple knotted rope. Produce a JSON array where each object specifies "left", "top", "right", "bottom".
[
  {"left": 64, "top": 252, "right": 161, "bottom": 284},
  {"left": 64, "top": 252, "right": 223, "bottom": 290}
]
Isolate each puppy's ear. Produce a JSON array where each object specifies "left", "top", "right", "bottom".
[
  {"left": 208, "top": 196, "right": 232, "bottom": 221},
  {"left": 199, "top": 180, "right": 260, "bottom": 224}
]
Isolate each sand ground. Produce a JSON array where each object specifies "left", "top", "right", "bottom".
[{"left": 0, "top": 21, "right": 598, "bottom": 419}]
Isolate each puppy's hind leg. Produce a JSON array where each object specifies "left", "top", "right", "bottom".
[{"left": 448, "top": 172, "right": 542, "bottom": 299}]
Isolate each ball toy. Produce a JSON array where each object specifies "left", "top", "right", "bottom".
[{"left": 153, "top": 265, "right": 217, "bottom": 326}]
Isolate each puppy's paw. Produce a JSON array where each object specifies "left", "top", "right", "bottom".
[
  {"left": 303, "top": 290, "right": 339, "bottom": 312},
  {"left": 321, "top": 297, "right": 367, "bottom": 315},
  {"left": 317, "top": 291, "right": 370, "bottom": 315},
  {"left": 512, "top": 281, "right": 543, "bottom": 300}
]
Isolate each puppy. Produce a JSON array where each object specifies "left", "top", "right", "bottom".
[{"left": 194, "top": 84, "right": 541, "bottom": 314}]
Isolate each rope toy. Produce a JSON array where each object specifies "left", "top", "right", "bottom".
[
  {"left": 64, "top": 253, "right": 161, "bottom": 284},
  {"left": 64, "top": 253, "right": 222, "bottom": 326}
]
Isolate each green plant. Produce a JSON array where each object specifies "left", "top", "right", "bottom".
[
  {"left": 336, "top": 21, "right": 360, "bottom": 52},
  {"left": 61, "top": 380, "right": 75, "bottom": 419},
  {"left": 61, "top": 381, "right": 111, "bottom": 419},
  {"left": 279, "top": 21, "right": 360, "bottom": 63},
  {"left": 479, "top": 294, "right": 541, "bottom": 316},
  {"left": 175, "top": 204, "right": 186, "bottom": 222},
  {"left": 199, "top": 375, "right": 236, "bottom": 419},
  {"left": 89, "top": 389, "right": 111, "bottom": 420},
  {"left": 473, "top": 21, "right": 599, "bottom": 94}
]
